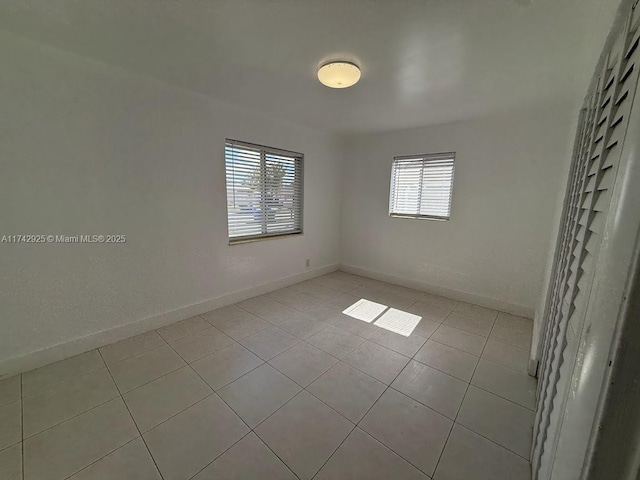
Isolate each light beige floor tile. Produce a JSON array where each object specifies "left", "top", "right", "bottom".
[
  {"left": 251, "top": 302, "right": 300, "bottom": 325},
  {"left": 348, "top": 285, "right": 388, "bottom": 301},
  {"left": 0, "top": 401, "right": 21, "bottom": 450},
  {"left": 109, "top": 344, "right": 186, "bottom": 393},
  {"left": 289, "top": 279, "right": 326, "bottom": 294},
  {"left": 326, "top": 314, "right": 378, "bottom": 339},
  {"left": 278, "top": 292, "right": 327, "bottom": 312},
  {"left": 482, "top": 339, "right": 530, "bottom": 374},
  {"left": 123, "top": 366, "right": 212, "bottom": 432},
  {"left": 414, "top": 340, "right": 479, "bottom": 382},
  {"left": 472, "top": 359, "right": 537, "bottom": 410},
  {"left": 0, "top": 443, "right": 22, "bottom": 480},
  {"left": 411, "top": 318, "right": 440, "bottom": 338},
  {"left": 315, "top": 277, "right": 360, "bottom": 294},
  {"left": 360, "top": 388, "right": 452, "bottom": 476},
  {"left": 23, "top": 367, "right": 119, "bottom": 437},
  {"left": 391, "top": 360, "right": 467, "bottom": 419},
  {"left": 201, "top": 304, "right": 252, "bottom": 326},
  {"left": 68, "top": 438, "right": 161, "bottom": 480},
  {"left": 218, "top": 364, "right": 301, "bottom": 428},
  {"left": 269, "top": 342, "right": 338, "bottom": 387},
  {"left": 490, "top": 313, "right": 533, "bottom": 350},
  {"left": 168, "top": 326, "right": 234, "bottom": 363},
  {"left": 192, "top": 432, "right": 297, "bottom": 480},
  {"left": 431, "top": 324, "right": 487, "bottom": 356},
  {"left": 100, "top": 331, "right": 165, "bottom": 365},
  {"left": 23, "top": 398, "right": 138, "bottom": 480},
  {"left": 11, "top": 280, "right": 541, "bottom": 480},
  {"left": 368, "top": 328, "right": 427, "bottom": 357},
  {"left": 325, "top": 293, "right": 361, "bottom": 310},
  {"left": 389, "top": 285, "right": 427, "bottom": 300},
  {"left": 306, "top": 326, "right": 365, "bottom": 359},
  {"left": 452, "top": 303, "right": 499, "bottom": 323},
  {"left": 377, "top": 293, "right": 415, "bottom": 310},
  {"left": 255, "top": 391, "right": 353, "bottom": 480},
  {"left": 191, "top": 343, "right": 263, "bottom": 391},
  {"left": 277, "top": 312, "right": 330, "bottom": 339},
  {"left": 322, "top": 271, "right": 365, "bottom": 285},
  {"left": 308, "top": 363, "right": 385, "bottom": 423},
  {"left": 0, "top": 376, "right": 21, "bottom": 407},
  {"left": 434, "top": 424, "right": 530, "bottom": 480},
  {"left": 457, "top": 386, "right": 534, "bottom": 459},
  {"left": 144, "top": 395, "right": 249, "bottom": 480},
  {"left": 444, "top": 310, "right": 496, "bottom": 337},
  {"left": 305, "top": 303, "right": 342, "bottom": 322},
  {"left": 217, "top": 313, "right": 270, "bottom": 341},
  {"left": 22, "top": 350, "right": 104, "bottom": 396},
  {"left": 359, "top": 278, "right": 394, "bottom": 290},
  {"left": 237, "top": 296, "right": 282, "bottom": 316},
  {"left": 315, "top": 428, "right": 429, "bottom": 480},
  {"left": 156, "top": 315, "right": 210, "bottom": 343},
  {"left": 264, "top": 288, "right": 301, "bottom": 303},
  {"left": 407, "top": 294, "right": 458, "bottom": 322},
  {"left": 301, "top": 284, "right": 344, "bottom": 302},
  {"left": 239, "top": 326, "right": 299, "bottom": 361},
  {"left": 344, "top": 341, "right": 409, "bottom": 385}
]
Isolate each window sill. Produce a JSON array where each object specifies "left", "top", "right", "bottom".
[
  {"left": 228, "top": 231, "right": 303, "bottom": 245},
  {"left": 389, "top": 214, "right": 449, "bottom": 221}
]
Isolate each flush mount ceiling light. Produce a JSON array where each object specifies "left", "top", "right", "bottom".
[{"left": 317, "top": 61, "right": 361, "bottom": 88}]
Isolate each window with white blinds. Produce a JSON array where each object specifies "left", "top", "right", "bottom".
[
  {"left": 389, "top": 152, "right": 455, "bottom": 220},
  {"left": 225, "top": 139, "right": 303, "bottom": 243}
]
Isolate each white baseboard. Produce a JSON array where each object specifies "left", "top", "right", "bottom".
[
  {"left": 339, "top": 264, "right": 535, "bottom": 318},
  {"left": 0, "top": 263, "right": 339, "bottom": 379}
]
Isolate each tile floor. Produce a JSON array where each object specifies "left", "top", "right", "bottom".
[{"left": 0, "top": 271, "right": 537, "bottom": 480}]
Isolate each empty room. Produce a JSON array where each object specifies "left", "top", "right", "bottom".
[{"left": 2, "top": 0, "right": 640, "bottom": 479}]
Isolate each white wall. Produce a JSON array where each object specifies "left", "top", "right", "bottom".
[
  {"left": 0, "top": 31, "right": 342, "bottom": 376},
  {"left": 340, "top": 105, "right": 576, "bottom": 316}
]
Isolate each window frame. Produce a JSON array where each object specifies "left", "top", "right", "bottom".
[
  {"left": 388, "top": 152, "right": 456, "bottom": 221},
  {"left": 225, "top": 139, "right": 304, "bottom": 245}
]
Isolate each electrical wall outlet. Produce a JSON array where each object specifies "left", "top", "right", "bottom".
[{"left": 306, "top": 259, "right": 310, "bottom": 268}]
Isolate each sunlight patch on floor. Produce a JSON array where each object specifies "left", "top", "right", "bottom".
[
  {"left": 342, "top": 298, "right": 388, "bottom": 323},
  {"left": 374, "top": 308, "right": 421, "bottom": 337}
]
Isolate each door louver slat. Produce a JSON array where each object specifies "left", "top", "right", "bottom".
[{"left": 532, "top": 10, "right": 640, "bottom": 478}]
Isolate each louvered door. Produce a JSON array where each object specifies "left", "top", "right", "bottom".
[{"left": 532, "top": 3, "right": 640, "bottom": 479}]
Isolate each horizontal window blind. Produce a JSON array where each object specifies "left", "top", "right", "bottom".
[
  {"left": 225, "top": 139, "right": 303, "bottom": 243},
  {"left": 389, "top": 152, "right": 455, "bottom": 220}
]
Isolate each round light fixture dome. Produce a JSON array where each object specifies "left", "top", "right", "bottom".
[{"left": 317, "top": 61, "right": 361, "bottom": 88}]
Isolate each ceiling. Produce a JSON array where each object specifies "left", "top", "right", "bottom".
[{"left": 0, "top": 0, "right": 617, "bottom": 134}]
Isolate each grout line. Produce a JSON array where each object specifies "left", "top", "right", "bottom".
[
  {"left": 183, "top": 340, "right": 371, "bottom": 480},
  {"left": 22, "top": 394, "right": 121, "bottom": 441},
  {"left": 96, "top": 348, "right": 166, "bottom": 480},
  {"left": 20, "top": 363, "right": 107, "bottom": 401},
  {"left": 62, "top": 436, "right": 141, "bottom": 480},
  {"left": 184, "top": 430, "right": 261, "bottom": 480},
  {"left": 309, "top": 334, "right": 420, "bottom": 479},
  {"left": 453, "top": 422, "right": 533, "bottom": 463},
  {"left": 425, "top": 302, "right": 480, "bottom": 476},
  {"left": 164, "top": 334, "right": 267, "bottom": 393},
  {"left": 16, "top": 276, "right": 534, "bottom": 480},
  {"left": 308, "top": 425, "right": 358, "bottom": 480},
  {"left": 0, "top": 441, "right": 22, "bottom": 455},
  {"left": 465, "top": 381, "right": 536, "bottom": 412},
  {"left": 431, "top": 312, "right": 499, "bottom": 476},
  {"left": 350, "top": 426, "right": 437, "bottom": 478},
  {"left": 183, "top": 381, "right": 304, "bottom": 480},
  {"left": 97, "top": 338, "right": 169, "bottom": 370}
]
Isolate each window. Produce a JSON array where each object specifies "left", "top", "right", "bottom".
[
  {"left": 389, "top": 152, "right": 455, "bottom": 220},
  {"left": 225, "top": 139, "right": 303, "bottom": 243}
]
